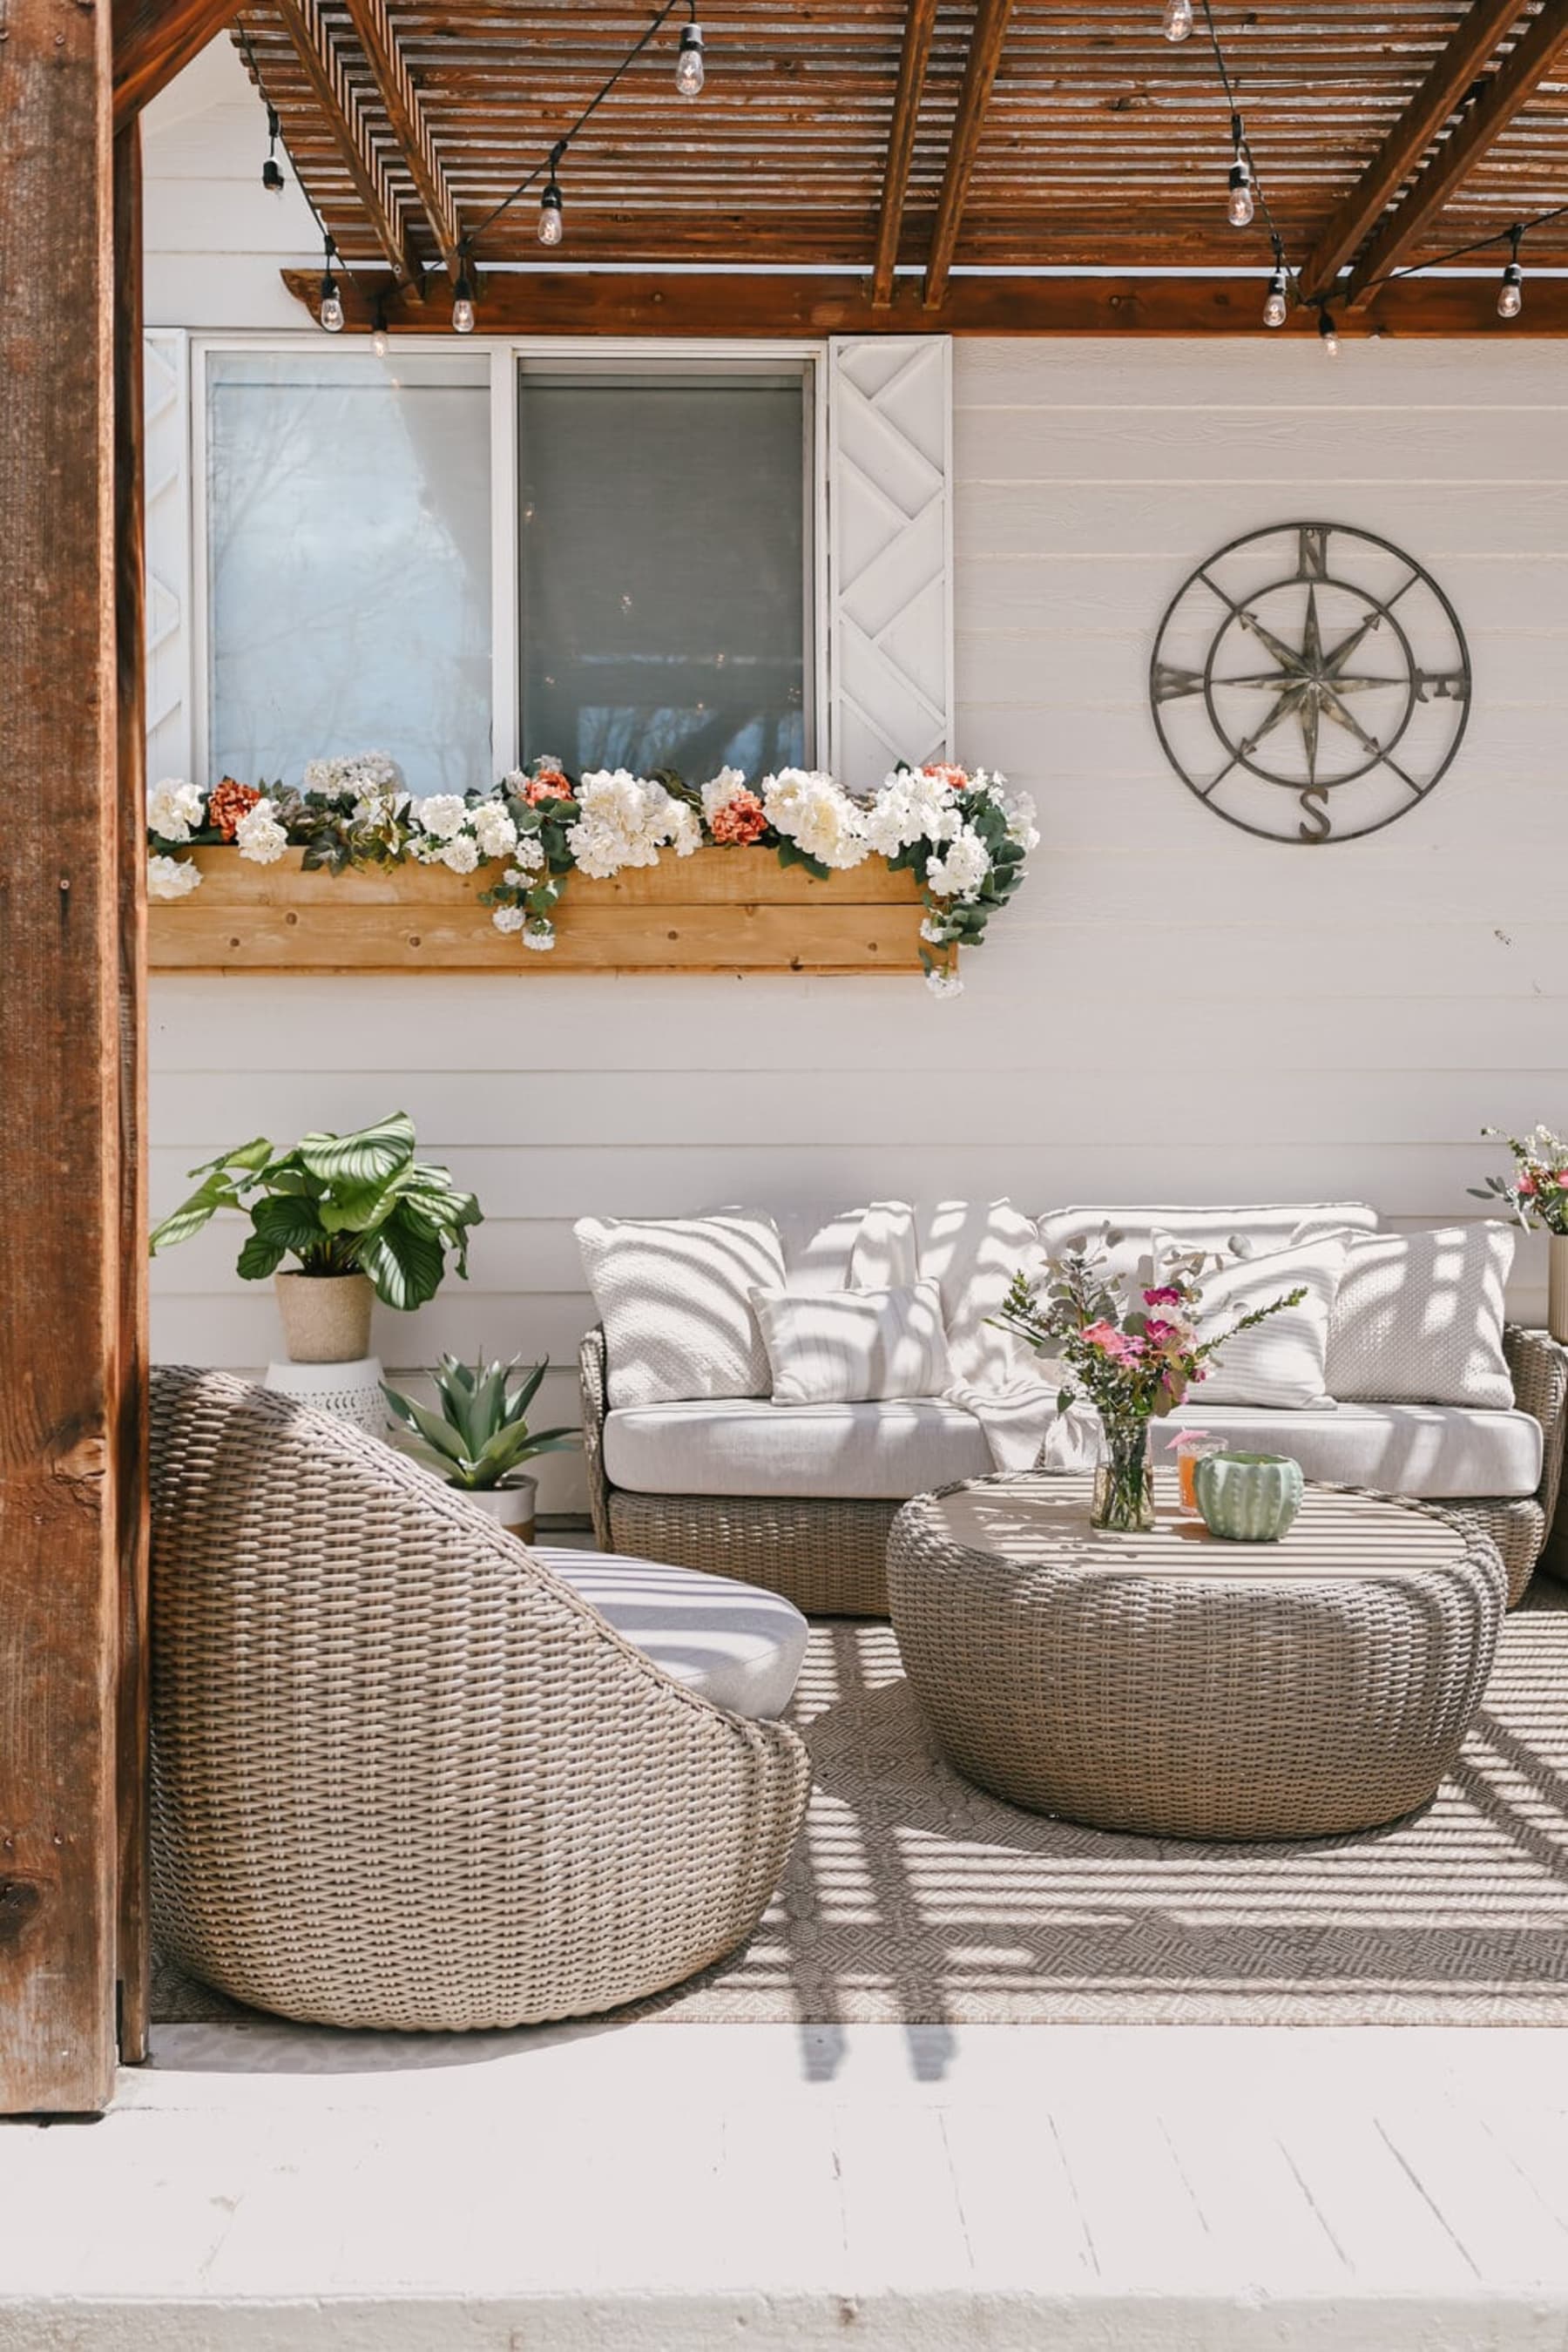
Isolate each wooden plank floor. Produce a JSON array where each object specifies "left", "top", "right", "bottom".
[{"left": 5, "top": 2021, "right": 1568, "bottom": 2347}]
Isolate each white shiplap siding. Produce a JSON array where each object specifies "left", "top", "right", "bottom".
[{"left": 145, "top": 54, "right": 1566, "bottom": 1512}]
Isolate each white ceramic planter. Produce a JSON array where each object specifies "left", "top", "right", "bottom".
[
  {"left": 462, "top": 1477, "right": 537, "bottom": 1544},
  {"left": 274, "top": 1270, "right": 375, "bottom": 1364},
  {"left": 1550, "top": 1234, "right": 1568, "bottom": 1346}
]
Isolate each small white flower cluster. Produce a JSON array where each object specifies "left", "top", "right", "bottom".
[
  {"left": 760, "top": 768, "right": 869, "bottom": 871},
  {"left": 409, "top": 791, "right": 520, "bottom": 875},
  {"left": 861, "top": 768, "right": 963, "bottom": 856},
  {"left": 923, "top": 826, "right": 991, "bottom": 902},
  {"left": 700, "top": 767, "right": 750, "bottom": 821},
  {"left": 147, "top": 850, "right": 202, "bottom": 902},
  {"left": 147, "top": 778, "right": 206, "bottom": 843},
  {"left": 566, "top": 770, "right": 701, "bottom": 880},
  {"left": 303, "top": 750, "right": 403, "bottom": 804},
  {"left": 234, "top": 798, "right": 287, "bottom": 865}
]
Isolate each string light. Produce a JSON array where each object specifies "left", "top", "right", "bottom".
[
  {"left": 537, "top": 145, "right": 566, "bottom": 247},
  {"left": 1227, "top": 114, "right": 1254, "bottom": 228},
  {"left": 319, "top": 234, "right": 344, "bottom": 334},
  {"left": 1497, "top": 224, "right": 1524, "bottom": 319},
  {"left": 1318, "top": 307, "right": 1340, "bottom": 359},
  {"left": 370, "top": 297, "right": 389, "bottom": 357},
  {"left": 675, "top": 9, "right": 705, "bottom": 96},
  {"left": 1263, "top": 264, "right": 1288, "bottom": 328},
  {"left": 451, "top": 247, "right": 476, "bottom": 333},
  {"left": 1162, "top": 0, "right": 1193, "bottom": 39},
  {"left": 261, "top": 105, "right": 285, "bottom": 195}
]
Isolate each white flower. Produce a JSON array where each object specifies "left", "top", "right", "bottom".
[
  {"left": 700, "top": 767, "right": 749, "bottom": 820},
  {"left": 567, "top": 770, "right": 691, "bottom": 878},
  {"left": 147, "top": 851, "right": 200, "bottom": 901},
  {"left": 416, "top": 794, "right": 468, "bottom": 841},
  {"left": 504, "top": 841, "right": 546, "bottom": 884},
  {"left": 862, "top": 769, "right": 962, "bottom": 856},
  {"left": 996, "top": 784, "right": 1040, "bottom": 853},
  {"left": 305, "top": 750, "right": 402, "bottom": 803},
  {"left": 919, "top": 915, "right": 956, "bottom": 945},
  {"left": 491, "top": 903, "right": 527, "bottom": 935},
  {"left": 668, "top": 802, "right": 702, "bottom": 858},
  {"left": 760, "top": 768, "right": 869, "bottom": 870},
  {"left": 147, "top": 778, "right": 205, "bottom": 843},
  {"left": 234, "top": 799, "right": 287, "bottom": 865},
  {"left": 351, "top": 788, "right": 409, "bottom": 828},
  {"left": 439, "top": 834, "right": 480, "bottom": 875},
  {"left": 470, "top": 802, "right": 517, "bottom": 860},
  {"left": 926, "top": 967, "right": 964, "bottom": 1000},
  {"left": 523, "top": 918, "right": 556, "bottom": 952},
  {"left": 923, "top": 825, "right": 990, "bottom": 901}
]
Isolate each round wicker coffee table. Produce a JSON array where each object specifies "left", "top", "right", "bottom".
[{"left": 887, "top": 1473, "right": 1505, "bottom": 1841}]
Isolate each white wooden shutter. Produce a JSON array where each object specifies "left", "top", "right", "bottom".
[
  {"left": 826, "top": 335, "right": 953, "bottom": 790},
  {"left": 143, "top": 328, "right": 193, "bottom": 784}
]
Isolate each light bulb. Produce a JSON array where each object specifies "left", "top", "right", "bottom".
[
  {"left": 1497, "top": 260, "right": 1523, "bottom": 319},
  {"left": 320, "top": 285, "right": 343, "bottom": 333},
  {"left": 1263, "top": 270, "right": 1288, "bottom": 328},
  {"left": 371, "top": 323, "right": 389, "bottom": 357},
  {"left": 676, "top": 21, "right": 705, "bottom": 95},
  {"left": 537, "top": 179, "right": 564, "bottom": 247},
  {"left": 1319, "top": 309, "right": 1340, "bottom": 359},
  {"left": 1162, "top": 0, "right": 1193, "bottom": 38},
  {"left": 451, "top": 272, "right": 476, "bottom": 334},
  {"left": 262, "top": 157, "right": 285, "bottom": 195},
  {"left": 1227, "top": 164, "right": 1254, "bottom": 228}
]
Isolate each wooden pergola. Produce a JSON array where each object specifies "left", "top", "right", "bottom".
[{"left": 3, "top": 0, "right": 1567, "bottom": 2117}]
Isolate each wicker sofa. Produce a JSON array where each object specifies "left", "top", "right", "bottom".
[
  {"left": 150, "top": 1366, "right": 810, "bottom": 2031},
  {"left": 579, "top": 1200, "right": 1568, "bottom": 1619}
]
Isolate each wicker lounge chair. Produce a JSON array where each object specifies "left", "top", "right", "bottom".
[{"left": 149, "top": 1366, "right": 810, "bottom": 2031}]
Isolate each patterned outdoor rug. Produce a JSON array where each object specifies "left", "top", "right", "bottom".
[{"left": 152, "top": 1583, "right": 1568, "bottom": 2030}]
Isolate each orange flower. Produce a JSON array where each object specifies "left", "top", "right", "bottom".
[
  {"left": 206, "top": 777, "right": 263, "bottom": 841},
  {"left": 524, "top": 770, "right": 573, "bottom": 805},
  {"left": 709, "top": 791, "right": 767, "bottom": 846},
  {"left": 921, "top": 762, "right": 970, "bottom": 792}
]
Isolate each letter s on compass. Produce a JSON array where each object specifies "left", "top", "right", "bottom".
[{"left": 1298, "top": 786, "right": 1332, "bottom": 843}]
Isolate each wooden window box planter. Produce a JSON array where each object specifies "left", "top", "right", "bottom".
[{"left": 147, "top": 847, "right": 931, "bottom": 975}]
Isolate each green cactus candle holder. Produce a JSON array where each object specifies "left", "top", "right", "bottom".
[{"left": 1193, "top": 1450, "right": 1305, "bottom": 1544}]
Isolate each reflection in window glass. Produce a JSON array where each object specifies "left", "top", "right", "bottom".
[
  {"left": 206, "top": 351, "right": 491, "bottom": 795},
  {"left": 518, "top": 370, "right": 808, "bottom": 779}
]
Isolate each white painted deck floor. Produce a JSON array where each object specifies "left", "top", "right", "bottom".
[{"left": 6, "top": 2019, "right": 1568, "bottom": 2349}]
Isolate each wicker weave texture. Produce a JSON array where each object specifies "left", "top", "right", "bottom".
[
  {"left": 148, "top": 1367, "right": 810, "bottom": 2032},
  {"left": 580, "top": 1328, "right": 893, "bottom": 1614},
  {"left": 889, "top": 1476, "right": 1505, "bottom": 1842}
]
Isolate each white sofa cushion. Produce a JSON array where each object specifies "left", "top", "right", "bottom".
[
  {"left": 534, "top": 1548, "right": 807, "bottom": 1720},
  {"left": 1170, "top": 1233, "right": 1349, "bottom": 1409},
  {"left": 916, "top": 1199, "right": 1048, "bottom": 1387},
  {"left": 1039, "top": 1202, "right": 1378, "bottom": 1282},
  {"left": 576, "top": 1210, "right": 785, "bottom": 1409},
  {"left": 1149, "top": 1402, "right": 1541, "bottom": 1501},
  {"left": 1326, "top": 1224, "right": 1516, "bottom": 1409},
  {"left": 752, "top": 1279, "right": 952, "bottom": 1405},
  {"left": 603, "top": 1396, "right": 996, "bottom": 1501}
]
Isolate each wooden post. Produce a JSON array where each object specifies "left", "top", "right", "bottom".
[
  {"left": 0, "top": 0, "right": 125, "bottom": 2112},
  {"left": 114, "top": 117, "right": 152, "bottom": 2070}
]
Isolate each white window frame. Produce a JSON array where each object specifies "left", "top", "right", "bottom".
[{"left": 188, "top": 334, "right": 829, "bottom": 791}]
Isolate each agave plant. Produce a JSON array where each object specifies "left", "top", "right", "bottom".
[
  {"left": 382, "top": 1355, "right": 578, "bottom": 1491},
  {"left": 148, "top": 1112, "right": 481, "bottom": 1311}
]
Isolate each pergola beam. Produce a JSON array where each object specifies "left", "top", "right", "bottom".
[
  {"left": 923, "top": 0, "right": 1016, "bottom": 310},
  {"left": 284, "top": 264, "right": 1568, "bottom": 337},
  {"left": 271, "top": 0, "right": 424, "bottom": 290},
  {"left": 1296, "top": 0, "right": 1531, "bottom": 305},
  {"left": 872, "top": 0, "right": 941, "bottom": 308},
  {"left": 1343, "top": 0, "right": 1568, "bottom": 307},
  {"left": 340, "top": 0, "right": 467, "bottom": 280},
  {"left": 113, "top": 0, "right": 240, "bottom": 125}
]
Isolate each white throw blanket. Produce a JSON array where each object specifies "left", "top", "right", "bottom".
[{"left": 846, "top": 1200, "right": 1099, "bottom": 1474}]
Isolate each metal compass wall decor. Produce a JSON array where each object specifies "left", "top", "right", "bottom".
[{"left": 1150, "top": 521, "right": 1471, "bottom": 844}]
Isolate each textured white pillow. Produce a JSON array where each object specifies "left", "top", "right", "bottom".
[
  {"left": 1040, "top": 1203, "right": 1377, "bottom": 1286},
  {"left": 1166, "top": 1233, "right": 1350, "bottom": 1409},
  {"left": 576, "top": 1211, "right": 786, "bottom": 1409},
  {"left": 1326, "top": 1224, "right": 1516, "bottom": 1408},
  {"left": 751, "top": 1279, "right": 952, "bottom": 1406}
]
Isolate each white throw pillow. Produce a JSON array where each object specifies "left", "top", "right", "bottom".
[
  {"left": 1162, "top": 1233, "right": 1350, "bottom": 1410},
  {"left": 916, "top": 1199, "right": 1047, "bottom": 1388},
  {"left": 576, "top": 1211, "right": 786, "bottom": 1409},
  {"left": 1326, "top": 1224, "right": 1516, "bottom": 1409},
  {"left": 1040, "top": 1202, "right": 1377, "bottom": 1286},
  {"left": 751, "top": 1279, "right": 952, "bottom": 1407}
]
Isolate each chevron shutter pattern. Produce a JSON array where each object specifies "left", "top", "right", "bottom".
[
  {"left": 144, "top": 329, "right": 193, "bottom": 784},
  {"left": 826, "top": 336, "right": 953, "bottom": 791}
]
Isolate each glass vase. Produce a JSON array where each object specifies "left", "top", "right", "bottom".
[{"left": 1092, "top": 1415, "right": 1156, "bottom": 1533}]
